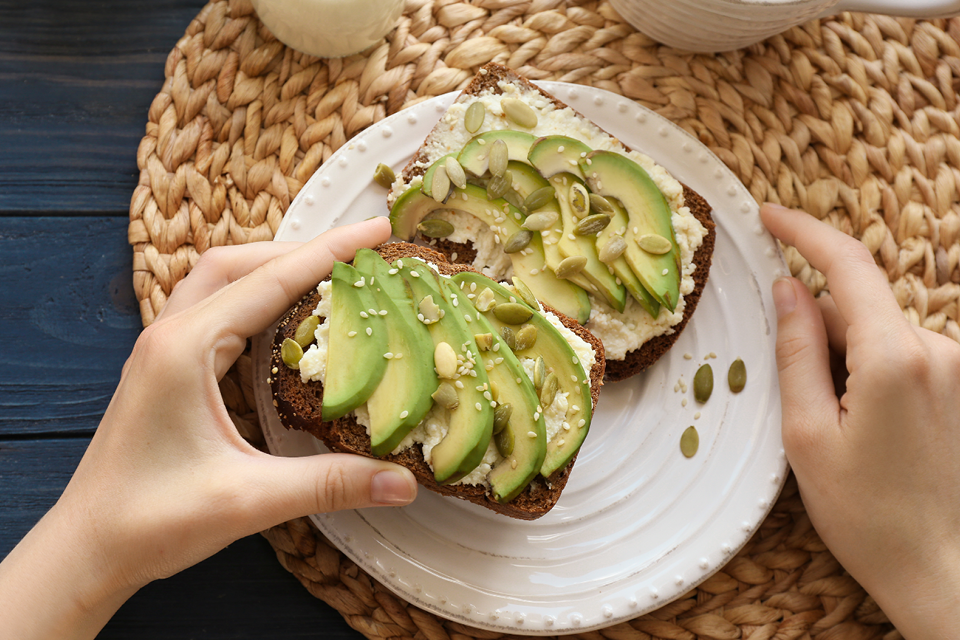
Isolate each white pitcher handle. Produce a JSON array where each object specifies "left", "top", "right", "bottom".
[{"left": 824, "top": 0, "right": 960, "bottom": 18}]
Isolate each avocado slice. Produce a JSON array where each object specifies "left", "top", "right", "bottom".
[
  {"left": 451, "top": 271, "right": 594, "bottom": 479},
  {"left": 398, "top": 259, "right": 494, "bottom": 485},
  {"left": 452, "top": 282, "right": 546, "bottom": 503},
  {"left": 389, "top": 184, "right": 591, "bottom": 324},
  {"left": 420, "top": 153, "right": 456, "bottom": 199},
  {"left": 579, "top": 150, "right": 681, "bottom": 311},
  {"left": 457, "top": 130, "right": 536, "bottom": 177},
  {"left": 321, "top": 262, "right": 389, "bottom": 421},
  {"left": 596, "top": 198, "right": 661, "bottom": 319},
  {"left": 550, "top": 172, "right": 628, "bottom": 312},
  {"left": 352, "top": 250, "right": 437, "bottom": 457},
  {"left": 527, "top": 135, "right": 591, "bottom": 180}
]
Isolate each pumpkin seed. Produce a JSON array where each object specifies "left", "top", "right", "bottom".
[
  {"left": 417, "top": 218, "right": 454, "bottom": 239},
  {"left": 434, "top": 341, "right": 458, "bottom": 379},
  {"left": 501, "top": 97, "right": 538, "bottom": 128},
  {"left": 444, "top": 156, "right": 467, "bottom": 189},
  {"left": 489, "top": 139, "right": 509, "bottom": 177},
  {"left": 502, "top": 189, "right": 525, "bottom": 211},
  {"left": 294, "top": 315, "right": 320, "bottom": 348},
  {"left": 501, "top": 326, "right": 517, "bottom": 350},
  {"left": 636, "top": 233, "right": 672, "bottom": 255},
  {"left": 569, "top": 183, "right": 589, "bottom": 218},
  {"left": 493, "top": 403, "right": 512, "bottom": 434},
  {"left": 598, "top": 235, "right": 627, "bottom": 263},
  {"left": 490, "top": 382, "right": 500, "bottom": 401},
  {"left": 503, "top": 229, "right": 532, "bottom": 254},
  {"left": 373, "top": 163, "right": 395, "bottom": 188},
  {"left": 694, "top": 364, "right": 713, "bottom": 403},
  {"left": 539, "top": 372, "right": 559, "bottom": 407},
  {"left": 680, "top": 426, "right": 699, "bottom": 458},
  {"left": 524, "top": 186, "right": 557, "bottom": 211},
  {"left": 432, "top": 382, "right": 460, "bottom": 410},
  {"left": 555, "top": 255, "right": 588, "bottom": 279},
  {"left": 522, "top": 210, "right": 560, "bottom": 231},
  {"left": 534, "top": 356, "right": 546, "bottom": 389},
  {"left": 493, "top": 301, "right": 534, "bottom": 325},
  {"left": 589, "top": 193, "right": 614, "bottom": 215},
  {"left": 728, "top": 358, "right": 746, "bottom": 393},
  {"left": 281, "top": 338, "right": 304, "bottom": 369},
  {"left": 464, "top": 101, "right": 485, "bottom": 133},
  {"left": 418, "top": 295, "right": 441, "bottom": 324},
  {"left": 574, "top": 213, "right": 612, "bottom": 236},
  {"left": 430, "top": 166, "right": 450, "bottom": 203},
  {"left": 475, "top": 333, "right": 494, "bottom": 351},
  {"left": 515, "top": 324, "right": 537, "bottom": 351},
  {"left": 511, "top": 276, "right": 538, "bottom": 308},
  {"left": 486, "top": 171, "right": 512, "bottom": 200},
  {"left": 495, "top": 426, "right": 515, "bottom": 456},
  {"left": 475, "top": 287, "right": 496, "bottom": 312}
]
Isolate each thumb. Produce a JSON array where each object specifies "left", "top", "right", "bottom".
[{"left": 771, "top": 277, "right": 840, "bottom": 463}]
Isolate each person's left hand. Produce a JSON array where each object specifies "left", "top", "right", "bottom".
[{"left": 0, "top": 217, "right": 418, "bottom": 640}]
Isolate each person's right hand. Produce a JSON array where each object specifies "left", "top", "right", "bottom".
[{"left": 761, "top": 203, "right": 960, "bottom": 639}]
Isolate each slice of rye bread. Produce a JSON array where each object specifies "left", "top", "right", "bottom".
[
  {"left": 270, "top": 242, "right": 606, "bottom": 520},
  {"left": 392, "top": 62, "right": 717, "bottom": 382}
]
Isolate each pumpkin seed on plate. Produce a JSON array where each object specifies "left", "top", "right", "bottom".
[
  {"left": 430, "top": 166, "right": 450, "bottom": 203},
  {"left": 511, "top": 276, "right": 538, "bottom": 308},
  {"left": 515, "top": 324, "right": 537, "bottom": 351},
  {"left": 493, "top": 302, "right": 534, "bottom": 325},
  {"left": 539, "top": 372, "right": 559, "bottom": 407},
  {"left": 589, "top": 193, "right": 614, "bottom": 215},
  {"left": 464, "top": 101, "right": 485, "bottom": 133},
  {"left": 569, "top": 183, "right": 589, "bottom": 218},
  {"left": 636, "top": 233, "right": 672, "bottom": 255},
  {"left": 534, "top": 356, "right": 546, "bottom": 389},
  {"left": 294, "top": 315, "right": 320, "bottom": 348},
  {"left": 444, "top": 156, "right": 467, "bottom": 189},
  {"left": 503, "top": 189, "right": 525, "bottom": 211},
  {"left": 417, "top": 218, "right": 455, "bottom": 239},
  {"left": 489, "top": 139, "right": 509, "bottom": 177},
  {"left": 486, "top": 170, "right": 512, "bottom": 199},
  {"left": 373, "top": 163, "right": 395, "bottom": 188},
  {"left": 500, "top": 97, "right": 538, "bottom": 128},
  {"left": 281, "top": 338, "right": 304, "bottom": 369},
  {"left": 500, "top": 326, "right": 517, "bottom": 350},
  {"left": 524, "top": 186, "right": 557, "bottom": 211},
  {"left": 574, "top": 213, "right": 612, "bottom": 236},
  {"left": 493, "top": 403, "right": 512, "bottom": 434},
  {"left": 495, "top": 426, "right": 515, "bottom": 456},
  {"left": 680, "top": 426, "right": 699, "bottom": 458},
  {"left": 432, "top": 382, "right": 460, "bottom": 410},
  {"left": 555, "top": 255, "right": 588, "bottom": 279},
  {"left": 503, "top": 229, "right": 532, "bottom": 254},
  {"left": 694, "top": 363, "right": 713, "bottom": 403},
  {"left": 598, "top": 235, "right": 627, "bottom": 263},
  {"left": 728, "top": 358, "right": 747, "bottom": 393},
  {"left": 522, "top": 210, "right": 559, "bottom": 231}
]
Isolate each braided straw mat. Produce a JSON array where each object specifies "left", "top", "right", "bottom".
[{"left": 127, "top": 1, "right": 960, "bottom": 637}]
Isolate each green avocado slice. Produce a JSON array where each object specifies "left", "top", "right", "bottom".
[
  {"left": 420, "top": 153, "right": 457, "bottom": 199},
  {"left": 527, "top": 135, "right": 591, "bottom": 180},
  {"left": 352, "top": 250, "right": 437, "bottom": 457},
  {"left": 596, "top": 198, "right": 661, "bottom": 319},
  {"left": 457, "top": 130, "right": 536, "bottom": 177},
  {"left": 451, "top": 272, "right": 594, "bottom": 479},
  {"left": 321, "top": 262, "right": 389, "bottom": 421},
  {"left": 579, "top": 150, "right": 681, "bottom": 311},
  {"left": 398, "top": 259, "right": 494, "bottom": 485}
]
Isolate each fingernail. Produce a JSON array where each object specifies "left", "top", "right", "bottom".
[
  {"left": 371, "top": 470, "right": 416, "bottom": 506},
  {"left": 772, "top": 277, "right": 797, "bottom": 318},
  {"left": 762, "top": 202, "right": 791, "bottom": 215}
]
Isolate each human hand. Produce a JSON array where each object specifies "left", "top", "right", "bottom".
[
  {"left": 761, "top": 203, "right": 960, "bottom": 639},
  {"left": 0, "top": 217, "right": 417, "bottom": 640}
]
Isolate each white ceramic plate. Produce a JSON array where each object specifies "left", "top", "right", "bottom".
[{"left": 253, "top": 82, "right": 789, "bottom": 635}]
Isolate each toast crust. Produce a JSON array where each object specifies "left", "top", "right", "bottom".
[{"left": 270, "top": 242, "right": 605, "bottom": 520}]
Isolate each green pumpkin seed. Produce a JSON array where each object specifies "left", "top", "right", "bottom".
[
  {"left": 522, "top": 210, "right": 560, "bottom": 231},
  {"left": 694, "top": 364, "right": 713, "bottom": 403},
  {"left": 511, "top": 276, "right": 538, "bottom": 308},
  {"left": 475, "top": 287, "right": 496, "bottom": 312},
  {"left": 493, "top": 403, "right": 512, "bottom": 434},
  {"left": 539, "top": 372, "right": 559, "bottom": 407},
  {"left": 281, "top": 338, "right": 304, "bottom": 370},
  {"left": 636, "top": 233, "right": 672, "bottom": 255},
  {"left": 418, "top": 295, "right": 441, "bottom": 324},
  {"left": 515, "top": 324, "right": 537, "bottom": 351},
  {"left": 464, "top": 101, "right": 485, "bottom": 133},
  {"left": 589, "top": 193, "right": 614, "bottom": 215},
  {"left": 430, "top": 166, "right": 450, "bottom": 203},
  {"left": 728, "top": 358, "right": 746, "bottom": 393},
  {"left": 501, "top": 326, "right": 517, "bottom": 350},
  {"left": 417, "top": 218, "right": 455, "bottom": 239},
  {"left": 500, "top": 97, "right": 538, "bottom": 129},
  {"left": 534, "top": 356, "right": 546, "bottom": 389},
  {"left": 495, "top": 426, "right": 515, "bottom": 456},
  {"left": 493, "top": 301, "right": 534, "bottom": 325},
  {"left": 490, "top": 381, "right": 500, "bottom": 401},
  {"left": 294, "top": 315, "right": 320, "bottom": 348},
  {"left": 432, "top": 382, "right": 460, "bottom": 410},
  {"left": 574, "top": 213, "right": 612, "bottom": 236},
  {"left": 489, "top": 139, "right": 509, "bottom": 177},
  {"left": 555, "top": 255, "right": 588, "bottom": 279},
  {"left": 475, "top": 333, "right": 493, "bottom": 351},
  {"left": 680, "top": 426, "right": 699, "bottom": 458},
  {"left": 503, "top": 229, "right": 532, "bottom": 254},
  {"left": 598, "top": 235, "right": 627, "bottom": 264},
  {"left": 524, "top": 186, "right": 557, "bottom": 211},
  {"left": 569, "top": 183, "right": 589, "bottom": 218},
  {"left": 502, "top": 189, "right": 525, "bottom": 211},
  {"left": 444, "top": 156, "right": 467, "bottom": 189},
  {"left": 486, "top": 170, "right": 512, "bottom": 200},
  {"left": 373, "top": 163, "right": 395, "bottom": 188}
]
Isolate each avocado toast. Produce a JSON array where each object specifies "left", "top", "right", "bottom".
[
  {"left": 387, "top": 63, "right": 716, "bottom": 381},
  {"left": 271, "top": 242, "right": 605, "bottom": 520}
]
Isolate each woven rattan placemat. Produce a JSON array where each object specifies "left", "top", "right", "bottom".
[{"left": 128, "top": 2, "right": 960, "bottom": 637}]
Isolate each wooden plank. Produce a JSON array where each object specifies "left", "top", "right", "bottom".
[
  {"left": 0, "top": 0, "right": 206, "bottom": 213},
  {"left": 0, "top": 217, "right": 141, "bottom": 436},
  {"left": 0, "top": 438, "right": 363, "bottom": 639}
]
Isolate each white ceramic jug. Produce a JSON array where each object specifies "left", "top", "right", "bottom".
[{"left": 610, "top": 0, "right": 960, "bottom": 52}]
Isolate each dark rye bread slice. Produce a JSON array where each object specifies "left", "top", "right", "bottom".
[
  {"left": 270, "top": 242, "right": 605, "bottom": 520},
  {"left": 391, "top": 62, "right": 716, "bottom": 382}
]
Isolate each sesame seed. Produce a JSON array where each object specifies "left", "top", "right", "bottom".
[
  {"left": 271, "top": 367, "right": 278, "bottom": 374},
  {"left": 470, "top": 283, "right": 477, "bottom": 292},
  {"left": 536, "top": 405, "right": 543, "bottom": 413},
  {"left": 397, "top": 260, "right": 403, "bottom": 268},
  {"left": 411, "top": 270, "right": 421, "bottom": 277},
  {"left": 511, "top": 459, "right": 518, "bottom": 469},
  {"left": 453, "top": 297, "right": 459, "bottom": 307},
  {"left": 417, "top": 313, "right": 425, "bottom": 321},
  {"left": 384, "top": 353, "right": 394, "bottom": 359},
  {"left": 493, "top": 343, "right": 500, "bottom": 352},
  {"left": 572, "top": 405, "right": 580, "bottom": 412},
  {"left": 461, "top": 192, "right": 468, "bottom": 201},
  {"left": 494, "top": 357, "right": 503, "bottom": 364},
  {"left": 708, "top": 351, "right": 717, "bottom": 359},
  {"left": 395, "top": 353, "right": 403, "bottom": 359},
  {"left": 572, "top": 356, "right": 579, "bottom": 364},
  {"left": 483, "top": 391, "right": 492, "bottom": 401},
  {"left": 571, "top": 374, "right": 578, "bottom": 382},
  {"left": 514, "top": 212, "right": 521, "bottom": 220},
  {"left": 451, "top": 252, "right": 458, "bottom": 261},
  {"left": 348, "top": 331, "right": 357, "bottom": 337},
  {"left": 478, "top": 138, "right": 486, "bottom": 145},
  {"left": 469, "top": 370, "right": 477, "bottom": 377},
  {"left": 568, "top": 159, "right": 577, "bottom": 166},
  {"left": 533, "top": 412, "right": 540, "bottom": 420},
  {"left": 662, "top": 268, "right": 669, "bottom": 276},
  {"left": 368, "top": 308, "right": 377, "bottom": 315},
  {"left": 516, "top": 377, "right": 522, "bottom": 384},
  {"left": 467, "top": 293, "right": 475, "bottom": 299},
  {"left": 558, "top": 145, "right": 565, "bottom": 152},
  {"left": 476, "top": 384, "right": 485, "bottom": 391},
  {"left": 379, "top": 309, "right": 388, "bottom": 316},
  {"left": 400, "top": 410, "right": 409, "bottom": 419},
  {"left": 388, "top": 268, "right": 398, "bottom": 275},
  {"left": 370, "top": 277, "right": 375, "bottom": 285},
  {"left": 354, "top": 278, "right": 365, "bottom": 287},
  {"left": 490, "top": 401, "right": 497, "bottom": 408},
  {"left": 527, "top": 431, "right": 537, "bottom": 438},
  {"left": 567, "top": 233, "right": 575, "bottom": 241},
  {"left": 682, "top": 398, "right": 688, "bottom": 407},
  {"left": 695, "top": 412, "right": 701, "bottom": 420},
  {"left": 360, "top": 311, "right": 369, "bottom": 318},
  {"left": 366, "top": 327, "right": 373, "bottom": 336},
  {"left": 633, "top": 226, "right": 639, "bottom": 234},
  {"left": 475, "top": 402, "right": 482, "bottom": 411},
  {"left": 674, "top": 384, "right": 680, "bottom": 392},
  {"left": 578, "top": 419, "right": 586, "bottom": 427},
  {"left": 465, "top": 314, "right": 472, "bottom": 322},
  {"left": 562, "top": 422, "right": 570, "bottom": 431},
  {"left": 530, "top": 268, "right": 538, "bottom": 275},
  {"left": 455, "top": 380, "right": 464, "bottom": 389},
  {"left": 580, "top": 151, "right": 587, "bottom": 158},
  {"left": 586, "top": 158, "right": 592, "bottom": 165},
  {"left": 684, "top": 353, "right": 693, "bottom": 359}
]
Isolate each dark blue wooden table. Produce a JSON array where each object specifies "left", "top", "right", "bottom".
[{"left": 0, "top": 2, "right": 362, "bottom": 636}]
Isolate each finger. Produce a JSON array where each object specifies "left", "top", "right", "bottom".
[
  {"left": 771, "top": 277, "right": 841, "bottom": 464},
  {"left": 157, "top": 242, "right": 303, "bottom": 321},
  {"left": 761, "top": 204, "right": 907, "bottom": 341},
  {"left": 816, "top": 294, "right": 848, "bottom": 354}
]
